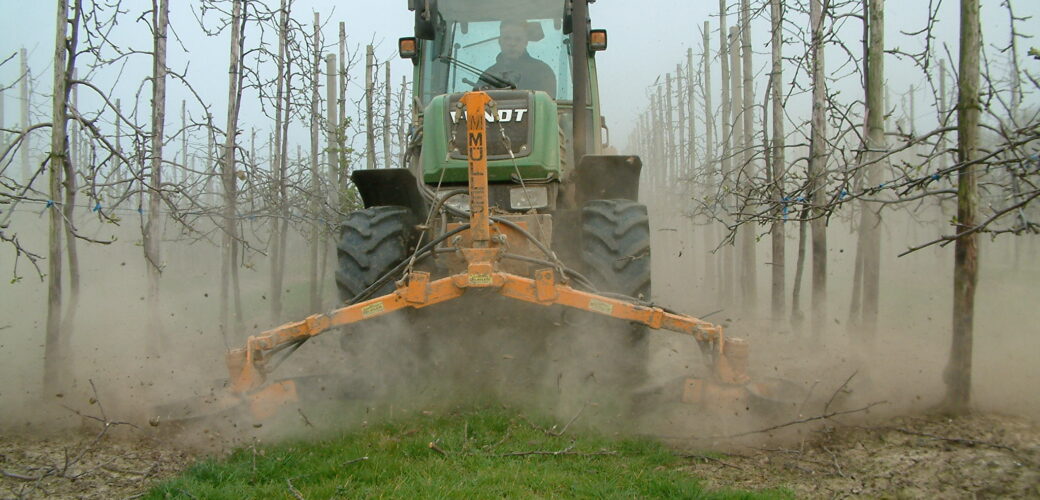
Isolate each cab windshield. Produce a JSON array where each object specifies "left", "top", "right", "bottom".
[{"left": 419, "top": 1, "right": 573, "bottom": 105}]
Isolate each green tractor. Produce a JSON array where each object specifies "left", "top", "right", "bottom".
[
  {"left": 158, "top": 0, "right": 796, "bottom": 428},
  {"left": 340, "top": 0, "right": 649, "bottom": 301},
  {"left": 335, "top": 0, "right": 651, "bottom": 407}
]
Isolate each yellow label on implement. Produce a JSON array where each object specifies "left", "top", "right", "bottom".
[
  {"left": 588, "top": 298, "right": 614, "bottom": 315},
  {"left": 361, "top": 301, "right": 385, "bottom": 318},
  {"left": 468, "top": 273, "right": 493, "bottom": 285}
]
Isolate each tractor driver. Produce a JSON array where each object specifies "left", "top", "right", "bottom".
[{"left": 479, "top": 20, "right": 557, "bottom": 98}]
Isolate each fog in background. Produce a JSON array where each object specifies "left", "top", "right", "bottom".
[
  {"left": 1, "top": 0, "right": 1039, "bottom": 432},
  {"left": 4, "top": 1, "right": 1038, "bottom": 154}
]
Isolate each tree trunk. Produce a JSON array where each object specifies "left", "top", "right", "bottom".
[
  {"left": 666, "top": 73, "right": 675, "bottom": 182},
  {"left": 221, "top": 0, "right": 246, "bottom": 342},
  {"left": 655, "top": 87, "right": 665, "bottom": 187},
  {"left": 857, "top": 0, "right": 885, "bottom": 342},
  {"left": 326, "top": 53, "right": 339, "bottom": 296},
  {"left": 384, "top": 61, "right": 392, "bottom": 168},
  {"left": 275, "top": 61, "right": 293, "bottom": 318},
  {"left": 739, "top": 0, "right": 757, "bottom": 310},
  {"left": 206, "top": 114, "right": 214, "bottom": 203},
  {"left": 115, "top": 99, "right": 122, "bottom": 187},
  {"left": 701, "top": 22, "right": 718, "bottom": 294},
  {"left": 45, "top": 0, "right": 75, "bottom": 395},
  {"left": 20, "top": 48, "right": 30, "bottom": 183},
  {"left": 308, "top": 12, "right": 321, "bottom": 313},
  {"left": 729, "top": 26, "right": 743, "bottom": 306},
  {"left": 909, "top": 84, "right": 917, "bottom": 137},
  {"left": 945, "top": 0, "right": 980, "bottom": 413},
  {"left": 0, "top": 88, "right": 5, "bottom": 163},
  {"left": 848, "top": 212, "right": 864, "bottom": 327},
  {"left": 939, "top": 60, "right": 949, "bottom": 170},
  {"left": 181, "top": 100, "right": 187, "bottom": 186},
  {"left": 270, "top": 0, "right": 290, "bottom": 323},
  {"left": 677, "top": 65, "right": 686, "bottom": 178},
  {"left": 145, "top": 0, "right": 169, "bottom": 353},
  {"left": 338, "top": 22, "right": 347, "bottom": 183},
  {"left": 809, "top": 0, "right": 829, "bottom": 339},
  {"left": 718, "top": 1, "right": 733, "bottom": 304},
  {"left": 769, "top": 0, "right": 786, "bottom": 320},
  {"left": 59, "top": 66, "right": 80, "bottom": 365},
  {"left": 399, "top": 76, "right": 408, "bottom": 167},
  {"left": 791, "top": 207, "right": 809, "bottom": 327},
  {"left": 366, "top": 45, "right": 375, "bottom": 170},
  {"left": 60, "top": 97, "right": 79, "bottom": 367},
  {"left": 687, "top": 50, "right": 697, "bottom": 179}
]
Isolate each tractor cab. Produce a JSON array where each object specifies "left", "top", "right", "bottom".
[{"left": 387, "top": 0, "right": 614, "bottom": 215}]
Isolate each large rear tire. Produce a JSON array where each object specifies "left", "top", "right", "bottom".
[
  {"left": 580, "top": 199, "right": 651, "bottom": 298},
  {"left": 335, "top": 206, "right": 417, "bottom": 303},
  {"left": 571, "top": 199, "right": 652, "bottom": 424},
  {"left": 335, "top": 206, "right": 425, "bottom": 391}
]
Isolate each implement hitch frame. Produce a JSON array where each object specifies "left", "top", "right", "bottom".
[{"left": 225, "top": 92, "right": 753, "bottom": 413}]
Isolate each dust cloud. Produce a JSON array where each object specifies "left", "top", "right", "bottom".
[
  {"left": 1, "top": 198, "right": 1038, "bottom": 446},
  {"left": 0, "top": 213, "right": 320, "bottom": 436},
  {"left": 645, "top": 198, "right": 1040, "bottom": 427}
]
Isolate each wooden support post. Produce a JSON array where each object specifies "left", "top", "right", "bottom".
[
  {"left": 115, "top": 99, "right": 122, "bottom": 185},
  {"left": 271, "top": 0, "right": 291, "bottom": 323},
  {"left": 702, "top": 22, "right": 717, "bottom": 294},
  {"left": 739, "top": 0, "right": 757, "bottom": 309},
  {"left": 809, "top": 0, "right": 829, "bottom": 338},
  {"left": 399, "top": 75, "right": 408, "bottom": 167},
  {"left": 308, "top": 12, "right": 321, "bottom": 313},
  {"left": 769, "top": 0, "right": 786, "bottom": 320},
  {"left": 729, "top": 26, "right": 743, "bottom": 306},
  {"left": 70, "top": 69, "right": 78, "bottom": 175},
  {"left": 718, "top": 0, "right": 734, "bottom": 304},
  {"left": 146, "top": 0, "right": 169, "bottom": 351},
  {"left": 338, "top": 22, "right": 347, "bottom": 179},
  {"left": 677, "top": 64, "right": 686, "bottom": 178},
  {"left": 687, "top": 49, "right": 697, "bottom": 177},
  {"left": 326, "top": 53, "right": 339, "bottom": 212},
  {"left": 20, "top": 48, "right": 30, "bottom": 183},
  {"left": 45, "top": 0, "right": 70, "bottom": 395},
  {"left": 939, "top": 59, "right": 949, "bottom": 169},
  {"left": 181, "top": 100, "right": 187, "bottom": 186},
  {"left": 366, "top": 45, "right": 375, "bottom": 170},
  {"left": 665, "top": 72, "right": 675, "bottom": 183},
  {"left": 0, "top": 88, "right": 5, "bottom": 169},
  {"left": 383, "top": 61, "right": 391, "bottom": 168},
  {"left": 946, "top": 0, "right": 981, "bottom": 413}
]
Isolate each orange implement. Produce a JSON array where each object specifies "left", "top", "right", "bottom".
[{"left": 224, "top": 91, "right": 754, "bottom": 413}]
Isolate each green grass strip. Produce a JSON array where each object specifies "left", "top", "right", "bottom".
[{"left": 148, "top": 407, "right": 788, "bottom": 499}]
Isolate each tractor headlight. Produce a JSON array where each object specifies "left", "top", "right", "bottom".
[
  {"left": 440, "top": 191, "right": 470, "bottom": 213},
  {"left": 509, "top": 186, "right": 549, "bottom": 210}
]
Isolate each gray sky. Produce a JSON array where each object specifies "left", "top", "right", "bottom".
[{"left": 2, "top": 0, "right": 1038, "bottom": 157}]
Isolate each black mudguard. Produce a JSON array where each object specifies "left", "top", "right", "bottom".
[
  {"left": 350, "top": 168, "right": 429, "bottom": 220},
  {"left": 574, "top": 154, "right": 643, "bottom": 204}
]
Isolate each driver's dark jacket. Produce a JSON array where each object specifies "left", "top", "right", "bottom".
[{"left": 479, "top": 50, "right": 557, "bottom": 98}]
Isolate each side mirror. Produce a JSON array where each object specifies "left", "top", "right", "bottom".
[
  {"left": 399, "top": 37, "right": 419, "bottom": 60},
  {"left": 600, "top": 118, "right": 610, "bottom": 148},
  {"left": 590, "top": 29, "right": 607, "bottom": 52}
]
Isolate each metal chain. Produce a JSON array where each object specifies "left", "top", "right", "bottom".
[{"left": 493, "top": 106, "right": 568, "bottom": 282}]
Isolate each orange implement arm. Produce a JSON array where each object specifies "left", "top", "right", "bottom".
[
  {"left": 227, "top": 267, "right": 747, "bottom": 394},
  {"left": 225, "top": 91, "right": 749, "bottom": 398}
]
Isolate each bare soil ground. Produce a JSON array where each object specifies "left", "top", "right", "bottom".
[
  {"left": 0, "top": 427, "right": 192, "bottom": 500},
  {"left": 2, "top": 411, "right": 1036, "bottom": 499},
  {"left": 679, "top": 413, "right": 1040, "bottom": 499}
]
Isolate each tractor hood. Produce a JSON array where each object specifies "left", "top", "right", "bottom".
[{"left": 421, "top": 89, "right": 562, "bottom": 184}]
